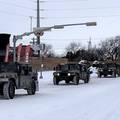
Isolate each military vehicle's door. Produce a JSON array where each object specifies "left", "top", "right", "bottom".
[
  {"left": 81, "top": 65, "right": 88, "bottom": 80},
  {"left": 19, "top": 65, "right": 32, "bottom": 88},
  {"left": 78, "top": 65, "right": 83, "bottom": 79}
]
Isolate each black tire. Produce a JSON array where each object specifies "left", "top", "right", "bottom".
[
  {"left": 114, "top": 73, "right": 116, "bottom": 78},
  {"left": 118, "top": 74, "right": 120, "bottom": 77},
  {"left": 104, "top": 74, "right": 107, "bottom": 77},
  {"left": 84, "top": 75, "right": 90, "bottom": 83},
  {"left": 27, "top": 81, "right": 36, "bottom": 95},
  {"left": 98, "top": 72, "right": 101, "bottom": 78},
  {"left": 73, "top": 76, "right": 79, "bottom": 85},
  {"left": 53, "top": 77, "right": 59, "bottom": 85},
  {"left": 0, "top": 84, "right": 4, "bottom": 95},
  {"left": 113, "top": 71, "right": 116, "bottom": 77},
  {"left": 65, "top": 80, "right": 70, "bottom": 84},
  {"left": 3, "top": 81, "right": 15, "bottom": 99}
]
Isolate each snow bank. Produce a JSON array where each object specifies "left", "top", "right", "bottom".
[{"left": 0, "top": 70, "right": 120, "bottom": 120}]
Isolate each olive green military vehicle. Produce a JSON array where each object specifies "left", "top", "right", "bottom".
[
  {"left": 97, "top": 63, "right": 117, "bottom": 78},
  {"left": 116, "top": 64, "right": 120, "bottom": 76},
  {"left": 0, "top": 62, "right": 39, "bottom": 99},
  {"left": 53, "top": 63, "right": 90, "bottom": 85}
]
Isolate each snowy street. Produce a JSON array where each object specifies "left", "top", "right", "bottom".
[{"left": 0, "top": 71, "right": 120, "bottom": 120}]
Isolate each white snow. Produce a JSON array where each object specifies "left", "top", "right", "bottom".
[{"left": 0, "top": 70, "right": 120, "bottom": 120}]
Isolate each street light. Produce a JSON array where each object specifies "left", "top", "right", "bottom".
[
  {"left": 13, "top": 21, "right": 97, "bottom": 62},
  {"left": 54, "top": 22, "right": 97, "bottom": 28},
  {"left": 86, "top": 22, "right": 97, "bottom": 26},
  {"left": 33, "top": 22, "right": 97, "bottom": 34}
]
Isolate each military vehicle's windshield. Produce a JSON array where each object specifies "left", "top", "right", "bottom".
[
  {"left": 99, "top": 63, "right": 116, "bottom": 68},
  {"left": 107, "top": 63, "right": 116, "bottom": 68},
  {"left": 68, "top": 64, "right": 78, "bottom": 70},
  {"left": 56, "top": 64, "right": 78, "bottom": 71}
]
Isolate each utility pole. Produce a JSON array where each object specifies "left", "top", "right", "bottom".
[
  {"left": 30, "top": 37, "right": 36, "bottom": 45},
  {"left": 30, "top": 16, "right": 33, "bottom": 32},
  {"left": 37, "top": 0, "right": 40, "bottom": 57},
  {"left": 37, "top": 0, "right": 43, "bottom": 79},
  {"left": 13, "top": 36, "right": 17, "bottom": 62}
]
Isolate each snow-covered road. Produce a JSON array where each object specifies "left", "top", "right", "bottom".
[{"left": 0, "top": 71, "right": 120, "bottom": 120}]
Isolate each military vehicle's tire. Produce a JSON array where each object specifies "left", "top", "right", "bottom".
[
  {"left": 98, "top": 73, "right": 101, "bottom": 78},
  {"left": 73, "top": 76, "right": 79, "bottom": 85},
  {"left": 104, "top": 74, "right": 107, "bottom": 77},
  {"left": 118, "top": 74, "right": 120, "bottom": 77},
  {"left": 84, "top": 75, "right": 90, "bottom": 83},
  {"left": 113, "top": 71, "right": 116, "bottom": 77},
  {"left": 53, "top": 77, "right": 59, "bottom": 85},
  {"left": 3, "top": 81, "right": 15, "bottom": 99},
  {"left": 65, "top": 80, "right": 70, "bottom": 84},
  {"left": 27, "top": 81, "right": 36, "bottom": 95}
]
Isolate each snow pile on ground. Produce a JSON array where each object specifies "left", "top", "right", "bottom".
[
  {"left": 0, "top": 71, "right": 120, "bottom": 120},
  {"left": 89, "top": 66, "right": 98, "bottom": 77}
]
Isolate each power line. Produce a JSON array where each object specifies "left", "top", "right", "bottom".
[
  {"left": 25, "top": 0, "right": 36, "bottom": 2},
  {"left": 0, "top": 0, "right": 35, "bottom": 11},
  {"left": 40, "top": 6, "right": 120, "bottom": 11},
  {"left": 39, "top": 0, "right": 87, "bottom": 2},
  {"left": 0, "top": 9, "right": 35, "bottom": 18},
  {"left": 38, "top": 15, "right": 120, "bottom": 19},
  {"left": 30, "top": 37, "right": 105, "bottom": 41},
  {"left": 39, "top": 38, "right": 105, "bottom": 41}
]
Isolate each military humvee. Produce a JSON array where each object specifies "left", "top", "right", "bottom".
[
  {"left": 97, "top": 63, "right": 117, "bottom": 78},
  {"left": 53, "top": 63, "right": 90, "bottom": 85},
  {"left": 115, "top": 63, "right": 120, "bottom": 76},
  {"left": 0, "top": 62, "right": 39, "bottom": 99}
]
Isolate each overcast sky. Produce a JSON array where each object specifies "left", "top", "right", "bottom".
[{"left": 0, "top": 0, "right": 120, "bottom": 54}]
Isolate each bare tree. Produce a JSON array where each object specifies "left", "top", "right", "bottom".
[
  {"left": 99, "top": 36, "right": 120, "bottom": 61},
  {"left": 43, "top": 44, "right": 55, "bottom": 57},
  {"left": 65, "top": 42, "right": 81, "bottom": 53}
]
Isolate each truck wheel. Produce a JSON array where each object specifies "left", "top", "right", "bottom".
[
  {"left": 84, "top": 75, "right": 90, "bottom": 83},
  {"left": 27, "top": 81, "right": 36, "bottom": 95},
  {"left": 53, "top": 77, "right": 59, "bottom": 85},
  {"left": 73, "top": 76, "right": 79, "bottom": 85},
  {"left": 3, "top": 81, "right": 15, "bottom": 99},
  {"left": 98, "top": 73, "right": 101, "bottom": 78},
  {"left": 118, "top": 74, "right": 120, "bottom": 77},
  {"left": 65, "top": 80, "right": 70, "bottom": 84},
  {"left": 113, "top": 71, "right": 116, "bottom": 77},
  {"left": 104, "top": 74, "right": 107, "bottom": 77}
]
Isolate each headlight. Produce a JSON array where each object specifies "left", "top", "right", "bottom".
[
  {"left": 57, "top": 73, "right": 60, "bottom": 76},
  {"left": 68, "top": 73, "right": 71, "bottom": 76},
  {"left": 108, "top": 69, "right": 112, "bottom": 71}
]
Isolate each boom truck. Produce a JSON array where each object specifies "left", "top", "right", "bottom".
[
  {"left": 0, "top": 21, "right": 96, "bottom": 99},
  {"left": 0, "top": 34, "right": 38, "bottom": 99}
]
